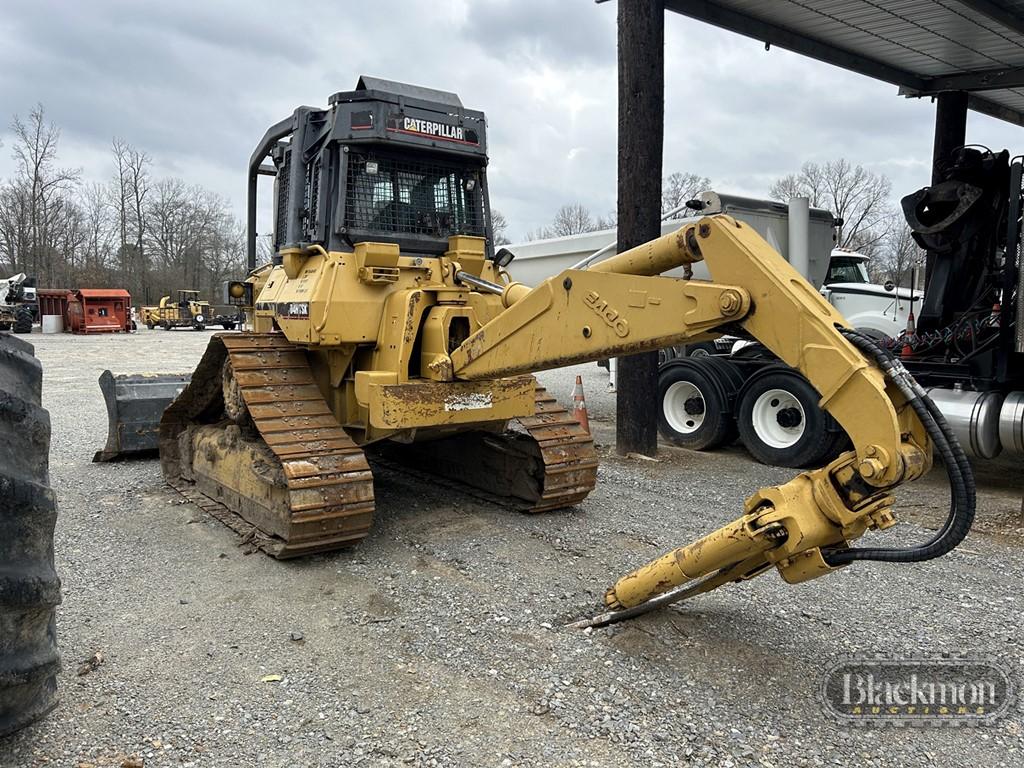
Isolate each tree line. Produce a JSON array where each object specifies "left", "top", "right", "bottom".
[
  {"left": 0, "top": 105, "right": 245, "bottom": 305},
  {"left": 523, "top": 162, "right": 925, "bottom": 290}
]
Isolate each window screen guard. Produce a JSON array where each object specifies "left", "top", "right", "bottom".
[{"left": 343, "top": 150, "right": 487, "bottom": 241}]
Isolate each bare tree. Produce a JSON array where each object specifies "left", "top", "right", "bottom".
[
  {"left": 490, "top": 208, "right": 511, "bottom": 245},
  {"left": 0, "top": 181, "right": 29, "bottom": 273},
  {"left": 662, "top": 171, "right": 710, "bottom": 216},
  {"left": 6, "top": 104, "right": 80, "bottom": 281},
  {"left": 549, "top": 203, "right": 595, "bottom": 236},
  {"left": 111, "top": 139, "right": 152, "bottom": 299},
  {"left": 770, "top": 159, "right": 891, "bottom": 252},
  {"left": 871, "top": 217, "right": 926, "bottom": 289},
  {"left": 145, "top": 178, "right": 241, "bottom": 296},
  {"left": 79, "top": 181, "right": 114, "bottom": 277}
]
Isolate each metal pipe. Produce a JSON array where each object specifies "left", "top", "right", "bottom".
[
  {"left": 569, "top": 202, "right": 691, "bottom": 271},
  {"left": 787, "top": 196, "right": 810, "bottom": 279},
  {"left": 589, "top": 225, "right": 700, "bottom": 277},
  {"left": 246, "top": 115, "right": 297, "bottom": 270},
  {"left": 455, "top": 271, "right": 503, "bottom": 294},
  {"left": 456, "top": 271, "right": 530, "bottom": 308}
]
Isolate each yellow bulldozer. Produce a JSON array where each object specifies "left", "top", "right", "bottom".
[{"left": 127, "top": 77, "right": 972, "bottom": 623}]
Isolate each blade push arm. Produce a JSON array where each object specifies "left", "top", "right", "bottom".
[
  {"left": 602, "top": 219, "right": 960, "bottom": 620},
  {"left": 445, "top": 216, "right": 955, "bottom": 621}
]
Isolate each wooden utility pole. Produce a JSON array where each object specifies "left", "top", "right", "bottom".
[{"left": 615, "top": 0, "right": 664, "bottom": 456}]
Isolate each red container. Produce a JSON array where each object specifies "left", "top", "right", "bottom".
[
  {"left": 67, "top": 289, "right": 133, "bottom": 334},
  {"left": 36, "top": 289, "right": 72, "bottom": 330}
]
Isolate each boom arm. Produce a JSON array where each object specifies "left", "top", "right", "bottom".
[{"left": 444, "top": 216, "right": 968, "bottom": 621}]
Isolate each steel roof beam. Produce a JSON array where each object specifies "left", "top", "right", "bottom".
[
  {"left": 956, "top": 0, "right": 1024, "bottom": 39},
  {"left": 662, "top": 0, "right": 926, "bottom": 90},
  {"left": 910, "top": 65, "right": 1024, "bottom": 94},
  {"left": 967, "top": 93, "right": 1024, "bottom": 127}
]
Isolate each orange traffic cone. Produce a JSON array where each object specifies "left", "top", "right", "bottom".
[
  {"left": 901, "top": 307, "right": 917, "bottom": 359},
  {"left": 572, "top": 374, "right": 590, "bottom": 433}
]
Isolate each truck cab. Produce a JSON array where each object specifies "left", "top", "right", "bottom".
[{"left": 820, "top": 249, "right": 919, "bottom": 339}]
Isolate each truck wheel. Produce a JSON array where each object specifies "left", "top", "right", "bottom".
[
  {"left": 737, "top": 369, "right": 835, "bottom": 468},
  {"left": 221, "top": 322, "right": 235, "bottom": 331},
  {"left": 146, "top": 322, "right": 155, "bottom": 330},
  {"left": 657, "top": 346, "right": 685, "bottom": 365},
  {"left": 161, "top": 321, "right": 171, "bottom": 330},
  {"left": 658, "top": 358, "right": 743, "bottom": 450},
  {"left": 684, "top": 342, "right": 717, "bottom": 358},
  {"left": 0, "top": 334, "right": 60, "bottom": 736},
  {"left": 13, "top": 306, "right": 32, "bottom": 334}
]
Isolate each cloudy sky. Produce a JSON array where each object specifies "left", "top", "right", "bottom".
[{"left": 0, "top": 0, "right": 1020, "bottom": 241}]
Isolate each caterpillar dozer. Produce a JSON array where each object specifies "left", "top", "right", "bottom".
[{"left": 150, "top": 77, "right": 972, "bottom": 623}]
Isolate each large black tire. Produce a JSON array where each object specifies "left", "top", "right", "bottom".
[
  {"left": 0, "top": 334, "right": 60, "bottom": 736},
  {"left": 658, "top": 358, "right": 744, "bottom": 450},
  {"left": 13, "top": 306, "right": 32, "bottom": 334},
  {"left": 736, "top": 367, "right": 842, "bottom": 468},
  {"left": 657, "top": 346, "right": 685, "bottom": 365},
  {"left": 683, "top": 341, "right": 717, "bottom": 358}
]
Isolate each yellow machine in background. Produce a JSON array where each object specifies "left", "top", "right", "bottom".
[
  {"left": 141, "top": 290, "right": 241, "bottom": 331},
  {"left": 156, "top": 79, "right": 974, "bottom": 623},
  {"left": 141, "top": 290, "right": 212, "bottom": 331}
]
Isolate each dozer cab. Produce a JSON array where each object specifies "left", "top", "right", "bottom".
[{"left": 135, "top": 77, "right": 972, "bottom": 627}]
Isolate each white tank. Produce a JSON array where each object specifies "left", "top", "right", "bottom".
[{"left": 40, "top": 315, "right": 62, "bottom": 334}]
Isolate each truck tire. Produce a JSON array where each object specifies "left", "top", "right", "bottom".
[
  {"left": 737, "top": 368, "right": 839, "bottom": 468},
  {"left": 146, "top": 322, "right": 155, "bottom": 330},
  {"left": 0, "top": 334, "right": 60, "bottom": 736},
  {"left": 13, "top": 306, "right": 32, "bottom": 334},
  {"left": 683, "top": 342, "right": 717, "bottom": 358},
  {"left": 658, "top": 358, "right": 743, "bottom": 450},
  {"left": 657, "top": 346, "right": 685, "bottom": 365}
]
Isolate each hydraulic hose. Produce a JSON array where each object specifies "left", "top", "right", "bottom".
[{"left": 823, "top": 328, "right": 976, "bottom": 566}]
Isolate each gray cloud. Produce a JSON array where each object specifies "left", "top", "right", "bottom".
[{"left": 0, "top": 0, "right": 1019, "bottom": 242}]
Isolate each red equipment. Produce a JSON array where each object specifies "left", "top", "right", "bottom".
[{"left": 67, "top": 289, "right": 133, "bottom": 334}]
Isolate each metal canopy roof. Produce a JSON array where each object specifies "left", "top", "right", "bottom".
[{"left": 662, "top": 0, "right": 1024, "bottom": 127}]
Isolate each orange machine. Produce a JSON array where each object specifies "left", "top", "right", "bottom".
[{"left": 67, "top": 289, "right": 133, "bottom": 334}]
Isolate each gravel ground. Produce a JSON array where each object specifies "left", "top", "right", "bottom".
[{"left": 2, "top": 328, "right": 1023, "bottom": 767}]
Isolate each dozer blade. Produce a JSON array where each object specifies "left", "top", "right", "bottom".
[
  {"left": 373, "top": 386, "right": 598, "bottom": 512},
  {"left": 93, "top": 371, "right": 191, "bottom": 462},
  {"left": 160, "top": 333, "right": 375, "bottom": 558}
]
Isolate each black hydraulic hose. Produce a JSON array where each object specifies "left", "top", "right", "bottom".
[
  {"left": 842, "top": 328, "right": 973, "bottom": 550},
  {"left": 822, "top": 328, "right": 975, "bottom": 566}
]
